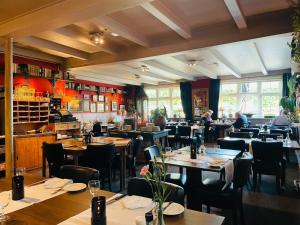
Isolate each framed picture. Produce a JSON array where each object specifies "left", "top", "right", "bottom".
[
  {"left": 98, "top": 95, "right": 104, "bottom": 102},
  {"left": 90, "top": 102, "right": 96, "bottom": 112},
  {"left": 105, "top": 102, "right": 110, "bottom": 112},
  {"left": 97, "top": 102, "right": 104, "bottom": 112},
  {"left": 112, "top": 101, "right": 118, "bottom": 112},
  {"left": 120, "top": 104, "right": 125, "bottom": 112},
  {"left": 83, "top": 94, "right": 90, "bottom": 100},
  {"left": 92, "top": 95, "right": 98, "bottom": 102},
  {"left": 83, "top": 100, "right": 90, "bottom": 112},
  {"left": 192, "top": 88, "right": 209, "bottom": 119},
  {"left": 67, "top": 99, "right": 82, "bottom": 112}
]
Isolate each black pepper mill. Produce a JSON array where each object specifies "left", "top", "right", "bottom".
[
  {"left": 12, "top": 175, "right": 24, "bottom": 200},
  {"left": 91, "top": 196, "right": 106, "bottom": 225},
  {"left": 190, "top": 144, "right": 197, "bottom": 159}
]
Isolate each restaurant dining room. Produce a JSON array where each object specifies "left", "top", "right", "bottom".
[{"left": 0, "top": 0, "right": 300, "bottom": 225}]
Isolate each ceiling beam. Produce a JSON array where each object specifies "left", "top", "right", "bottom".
[
  {"left": 17, "top": 36, "right": 89, "bottom": 60},
  {"left": 74, "top": 75, "right": 124, "bottom": 86},
  {"left": 143, "top": 60, "right": 195, "bottom": 80},
  {"left": 224, "top": 0, "right": 247, "bottom": 29},
  {"left": 67, "top": 9, "right": 291, "bottom": 68},
  {"left": 91, "top": 16, "right": 151, "bottom": 47},
  {"left": 209, "top": 49, "right": 241, "bottom": 78},
  {"left": 0, "top": 0, "right": 152, "bottom": 38},
  {"left": 118, "top": 64, "right": 176, "bottom": 83},
  {"left": 141, "top": 1, "right": 191, "bottom": 39},
  {"left": 248, "top": 42, "right": 268, "bottom": 75}
]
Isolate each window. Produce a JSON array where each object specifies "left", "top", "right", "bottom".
[
  {"left": 145, "top": 85, "right": 184, "bottom": 118},
  {"left": 219, "top": 77, "right": 282, "bottom": 118}
]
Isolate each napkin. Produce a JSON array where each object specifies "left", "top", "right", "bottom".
[
  {"left": 222, "top": 160, "right": 234, "bottom": 190},
  {"left": 121, "top": 196, "right": 152, "bottom": 210},
  {"left": 43, "top": 178, "right": 73, "bottom": 189}
]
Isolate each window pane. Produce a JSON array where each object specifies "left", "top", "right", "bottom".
[
  {"left": 220, "top": 96, "right": 237, "bottom": 115},
  {"left": 221, "top": 84, "right": 237, "bottom": 94},
  {"left": 171, "top": 87, "right": 181, "bottom": 98},
  {"left": 172, "top": 98, "right": 183, "bottom": 117},
  {"left": 148, "top": 100, "right": 157, "bottom": 112},
  {"left": 240, "top": 83, "right": 257, "bottom": 93},
  {"left": 261, "top": 81, "right": 281, "bottom": 93},
  {"left": 145, "top": 89, "right": 156, "bottom": 98},
  {"left": 239, "top": 95, "right": 258, "bottom": 115},
  {"left": 261, "top": 95, "right": 280, "bottom": 117},
  {"left": 158, "top": 88, "right": 170, "bottom": 98},
  {"left": 158, "top": 100, "right": 171, "bottom": 116}
]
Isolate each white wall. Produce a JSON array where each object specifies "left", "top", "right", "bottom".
[{"left": 72, "top": 112, "right": 117, "bottom": 125}]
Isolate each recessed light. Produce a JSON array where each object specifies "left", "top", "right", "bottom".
[{"left": 111, "top": 32, "right": 119, "bottom": 37}]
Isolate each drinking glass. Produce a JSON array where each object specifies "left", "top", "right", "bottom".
[
  {"left": 249, "top": 132, "right": 254, "bottom": 139},
  {"left": 0, "top": 192, "right": 10, "bottom": 222},
  {"left": 277, "top": 135, "right": 284, "bottom": 142},
  {"left": 165, "top": 147, "right": 172, "bottom": 152},
  {"left": 88, "top": 180, "right": 100, "bottom": 197}
]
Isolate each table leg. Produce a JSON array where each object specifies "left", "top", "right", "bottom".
[
  {"left": 42, "top": 149, "right": 46, "bottom": 177},
  {"left": 120, "top": 149, "right": 126, "bottom": 192},
  {"left": 186, "top": 168, "right": 203, "bottom": 210},
  {"left": 74, "top": 155, "right": 79, "bottom": 166}
]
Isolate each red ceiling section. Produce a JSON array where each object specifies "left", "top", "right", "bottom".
[{"left": 192, "top": 79, "right": 210, "bottom": 89}]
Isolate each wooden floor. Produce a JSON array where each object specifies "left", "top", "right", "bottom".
[{"left": 28, "top": 149, "right": 300, "bottom": 225}]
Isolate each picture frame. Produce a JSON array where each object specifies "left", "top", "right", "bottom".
[
  {"left": 83, "top": 100, "right": 90, "bottom": 112},
  {"left": 83, "top": 94, "right": 90, "bottom": 100},
  {"left": 97, "top": 102, "right": 104, "bottom": 112},
  {"left": 92, "top": 95, "right": 98, "bottom": 102},
  {"left": 105, "top": 102, "right": 109, "bottom": 112},
  {"left": 120, "top": 104, "right": 125, "bottom": 112},
  {"left": 112, "top": 101, "right": 118, "bottom": 112},
  {"left": 98, "top": 95, "right": 104, "bottom": 102},
  {"left": 90, "top": 102, "right": 96, "bottom": 112}
]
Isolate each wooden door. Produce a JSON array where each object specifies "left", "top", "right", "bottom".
[{"left": 15, "top": 137, "right": 37, "bottom": 170}]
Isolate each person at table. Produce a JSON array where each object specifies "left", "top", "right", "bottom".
[
  {"left": 232, "top": 112, "right": 248, "bottom": 129},
  {"left": 271, "top": 109, "right": 291, "bottom": 127},
  {"left": 201, "top": 110, "right": 214, "bottom": 142},
  {"left": 113, "top": 110, "right": 124, "bottom": 129}
]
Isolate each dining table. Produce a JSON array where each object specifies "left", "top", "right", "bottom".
[
  {"left": 42, "top": 137, "right": 132, "bottom": 191},
  {"left": 0, "top": 174, "right": 225, "bottom": 225}
]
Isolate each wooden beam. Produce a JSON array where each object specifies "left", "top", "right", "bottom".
[
  {"left": 141, "top": 1, "right": 191, "bottom": 39},
  {"left": 18, "top": 37, "right": 89, "bottom": 60},
  {"left": 66, "top": 9, "right": 291, "bottom": 68},
  {"left": 0, "top": 0, "right": 152, "bottom": 38},
  {"left": 143, "top": 60, "right": 195, "bottom": 80},
  {"left": 224, "top": 0, "right": 247, "bottom": 29},
  {"left": 92, "top": 16, "right": 151, "bottom": 47},
  {"left": 4, "top": 38, "right": 14, "bottom": 178},
  {"left": 209, "top": 49, "right": 241, "bottom": 78},
  {"left": 248, "top": 42, "right": 268, "bottom": 75}
]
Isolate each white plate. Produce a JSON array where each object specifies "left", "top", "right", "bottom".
[
  {"left": 163, "top": 202, "right": 184, "bottom": 216},
  {"left": 63, "top": 183, "right": 87, "bottom": 192}
]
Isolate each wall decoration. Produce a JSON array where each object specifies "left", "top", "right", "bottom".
[
  {"left": 112, "top": 101, "right": 118, "bottom": 112},
  {"left": 97, "top": 102, "right": 104, "bottom": 112},
  {"left": 67, "top": 99, "right": 82, "bottom": 112},
  {"left": 83, "top": 94, "right": 90, "bottom": 100},
  {"left": 92, "top": 95, "right": 98, "bottom": 102},
  {"left": 98, "top": 95, "right": 104, "bottom": 102},
  {"left": 83, "top": 100, "right": 90, "bottom": 112},
  {"left": 90, "top": 102, "right": 96, "bottom": 112},
  {"left": 120, "top": 104, "right": 125, "bottom": 112},
  {"left": 192, "top": 88, "right": 209, "bottom": 120}
]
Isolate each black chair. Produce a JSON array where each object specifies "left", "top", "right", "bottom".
[
  {"left": 83, "top": 143, "right": 116, "bottom": 191},
  {"left": 229, "top": 131, "right": 252, "bottom": 138},
  {"left": 127, "top": 177, "right": 185, "bottom": 206},
  {"left": 251, "top": 141, "right": 285, "bottom": 193},
  {"left": 58, "top": 165, "right": 99, "bottom": 184},
  {"left": 92, "top": 122, "right": 104, "bottom": 137},
  {"left": 127, "top": 136, "right": 143, "bottom": 176},
  {"left": 165, "top": 125, "right": 177, "bottom": 148},
  {"left": 258, "top": 133, "right": 281, "bottom": 140},
  {"left": 108, "top": 130, "right": 128, "bottom": 138},
  {"left": 270, "top": 129, "right": 289, "bottom": 139},
  {"left": 43, "top": 143, "right": 65, "bottom": 177},
  {"left": 177, "top": 126, "right": 197, "bottom": 147},
  {"left": 144, "top": 145, "right": 187, "bottom": 189},
  {"left": 217, "top": 139, "right": 246, "bottom": 153},
  {"left": 187, "top": 159, "right": 251, "bottom": 225},
  {"left": 240, "top": 128, "right": 260, "bottom": 138}
]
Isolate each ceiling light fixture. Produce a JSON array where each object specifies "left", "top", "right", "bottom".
[{"left": 90, "top": 32, "right": 105, "bottom": 45}]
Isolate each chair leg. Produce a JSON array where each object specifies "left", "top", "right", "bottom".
[
  {"left": 206, "top": 205, "right": 210, "bottom": 213},
  {"left": 253, "top": 172, "right": 257, "bottom": 192},
  {"left": 232, "top": 209, "right": 237, "bottom": 225},
  {"left": 259, "top": 174, "right": 262, "bottom": 184},
  {"left": 276, "top": 174, "right": 281, "bottom": 194},
  {"left": 108, "top": 169, "right": 112, "bottom": 191},
  {"left": 240, "top": 204, "right": 245, "bottom": 225}
]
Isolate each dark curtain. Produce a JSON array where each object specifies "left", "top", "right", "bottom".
[
  {"left": 209, "top": 79, "right": 220, "bottom": 120},
  {"left": 282, "top": 70, "right": 292, "bottom": 97},
  {"left": 180, "top": 81, "right": 192, "bottom": 121}
]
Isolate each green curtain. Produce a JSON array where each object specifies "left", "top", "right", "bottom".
[
  {"left": 209, "top": 79, "right": 220, "bottom": 120},
  {"left": 180, "top": 81, "right": 192, "bottom": 121},
  {"left": 282, "top": 70, "right": 292, "bottom": 97}
]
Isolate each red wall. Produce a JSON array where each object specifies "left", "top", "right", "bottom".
[{"left": 191, "top": 79, "right": 210, "bottom": 89}]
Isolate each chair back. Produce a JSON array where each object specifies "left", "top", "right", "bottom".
[
  {"left": 144, "top": 145, "right": 160, "bottom": 163},
  {"left": 127, "top": 177, "right": 185, "bottom": 206},
  {"left": 132, "top": 136, "right": 143, "bottom": 158},
  {"left": 166, "top": 125, "right": 177, "bottom": 135},
  {"left": 229, "top": 132, "right": 251, "bottom": 138},
  {"left": 258, "top": 133, "right": 281, "bottom": 140},
  {"left": 233, "top": 158, "right": 252, "bottom": 189},
  {"left": 270, "top": 129, "right": 288, "bottom": 139},
  {"left": 217, "top": 139, "right": 246, "bottom": 152},
  {"left": 251, "top": 141, "right": 283, "bottom": 164},
  {"left": 240, "top": 128, "right": 260, "bottom": 138},
  {"left": 92, "top": 122, "right": 102, "bottom": 137},
  {"left": 177, "top": 126, "right": 191, "bottom": 137},
  {"left": 43, "top": 143, "right": 65, "bottom": 177},
  {"left": 108, "top": 130, "right": 128, "bottom": 138},
  {"left": 85, "top": 143, "right": 115, "bottom": 170},
  {"left": 58, "top": 165, "right": 99, "bottom": 184}
]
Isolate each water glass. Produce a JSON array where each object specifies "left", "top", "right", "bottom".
[
  {"left": 249, "top": 132, "right": 254, "bottom": 139},
  {"left": 277, "top": 135, "right": 284, "bottom": 142},
  {"left": 0, "top": 192, "right": 10, "bottom": 222},
  {"left": 165, "top": 147, "right": 172, "bottom": 152},
  {"left": 88, "top": 180, "right": 101, "bottom": 197}
]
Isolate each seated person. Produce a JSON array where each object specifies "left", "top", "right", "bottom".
[
  {"left": 271, "top": 110, "right": 291, "bottom": 127},
  {"left": 201, "top": 110, "right": 214, "bottom": 141},
  {"left": 232, "top": 112, "right": 248, "bottom": 129}
]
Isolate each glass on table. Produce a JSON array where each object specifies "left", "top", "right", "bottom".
[
  {"left": 249, "top": 132, "right": 254, "bottom": 139},
  {"left": 164, "top": 147, "right": 172, "bottom": 152},
  {"left": 88, "top": 180, "right": 101, "bottom": 197},
  {"left": 0, "top": 192, "right": 10, "bottom": 222},
  {"left": 277, "top": 135, "right": 284, "bottom": 142}
]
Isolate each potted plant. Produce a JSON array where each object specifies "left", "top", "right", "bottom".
[{"left": 150, "top": 107, "right": 167, "bottom": 130}]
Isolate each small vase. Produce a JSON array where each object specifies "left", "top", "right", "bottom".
[{"left": 155, "top": 203, "right": 165, "bottom": 225}]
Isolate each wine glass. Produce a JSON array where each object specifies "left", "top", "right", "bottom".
[
  {"left": 249, "top": 132, "right": 254, "bottom": 139},
  {"left": 88, "top": 180, "right": 100, "bottom": 197},
  {"left": 0, "top": 192, "right": 10, "bottom": 222}
]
